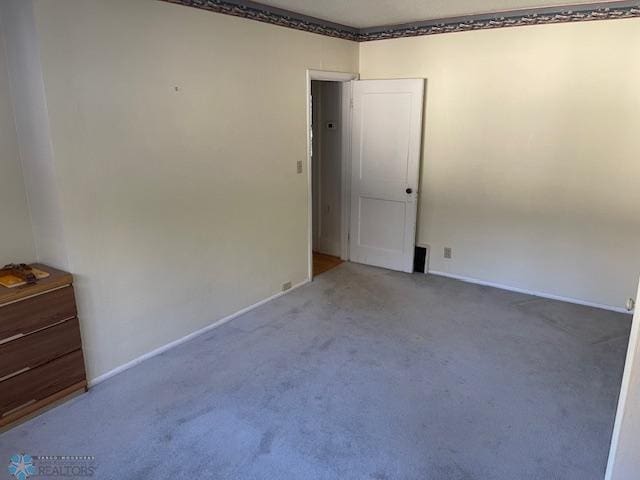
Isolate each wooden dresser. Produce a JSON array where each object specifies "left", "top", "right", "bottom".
[{"left": 0, "top": 264, "right": 87, "bottom": 428}]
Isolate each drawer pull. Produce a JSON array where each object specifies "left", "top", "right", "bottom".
[
  {"left": 0, "top": 284, "right": 71, "bottom": 307},
  {"left": 0, "top": 367, "right": 30, "bottom": 383},
  {"left": 2, "top": 399, "right": 37, "bottom": 417},
  {"left": 22, "top": 316, "right": 75, "bottom": 337},
  {"left": 0, "top": 316, "right": 75, "bottom": 345},
  {"left": 0, "top": 334, "right": 24, "bottom": 345}
]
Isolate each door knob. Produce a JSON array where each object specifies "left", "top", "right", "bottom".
[{"left": 406, "top": 188, "right": 413, "bottom": 194}]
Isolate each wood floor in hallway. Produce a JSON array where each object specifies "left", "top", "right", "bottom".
[{"left": 313, "top": 252, "right": 343, "bottom": 277}]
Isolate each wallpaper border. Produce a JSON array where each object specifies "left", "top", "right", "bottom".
[{"left": 160, "top": 0, "right": 640, "bottom": 41}]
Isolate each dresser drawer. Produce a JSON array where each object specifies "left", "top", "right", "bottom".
[
  {"left": 0, "top": 318, "right": 82, "bottom": 381},
  {"left": 0, "top": 286, "right": 76, "bottom": 342},
  {"left": 0, "top": 350, "right": 86, "bottom": 417}
]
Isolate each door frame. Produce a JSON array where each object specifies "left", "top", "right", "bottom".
[
  {"left": 306, "top": 69, "right": 358, "bottom": 281},
  {"left": 605, "top": 283, "right": 639, "bottom": 479}
]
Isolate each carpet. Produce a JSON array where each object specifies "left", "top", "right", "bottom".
[{"left": 0, "top": 263, "right": 631, "bottom": 480}]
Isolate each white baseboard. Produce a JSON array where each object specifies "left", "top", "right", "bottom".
[
  {"left": 428, "top": 270, "right": 631, "bottom": 315},
  {"left": 88, "top": 279, "right": 310, "bottom": 387}
]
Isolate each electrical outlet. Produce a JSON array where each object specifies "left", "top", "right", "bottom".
[
  {"left": 282, "top": 281, "right": 292, "bottom": 292},
  {"left": 444, "top": 247, "right": 452, "bottom": 259},
  {"left": 296, "top": 160, "right": 303, "bottom": 174}
]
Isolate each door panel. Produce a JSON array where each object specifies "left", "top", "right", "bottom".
[
  {"left": 359, "top": 197, "right": 406, "bottom": 251},
  {"left": 349, "top": 79, "right": 424, "bottom": 272},
  {"left": 360, "top": 93, "right": 411, "bottom": 183}
]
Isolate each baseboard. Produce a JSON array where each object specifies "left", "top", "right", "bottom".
[
  {"left": 88, "top": 279, "right": 310, "bottom": 387},
  {"left": 428, "top": 270, "right": 631, "bottom": 315}
]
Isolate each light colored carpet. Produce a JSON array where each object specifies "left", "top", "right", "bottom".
[{"left": 0, "top": 262, "right": 631, "bottom": 479}]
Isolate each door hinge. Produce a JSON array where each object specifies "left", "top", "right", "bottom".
[{"left": 350, "top": 98, "right": 354, "bottom": 109}]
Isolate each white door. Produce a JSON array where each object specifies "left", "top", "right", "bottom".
[{"left": 349, "top": 79, "right": 424, "bottom": 272}]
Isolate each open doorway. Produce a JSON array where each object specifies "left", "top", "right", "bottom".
[
  {"left": 307, "top": 70, "right": 357, "bottom": 279},
  {"left": 311, "top": 80, "right": 344, "bottom": 277}
]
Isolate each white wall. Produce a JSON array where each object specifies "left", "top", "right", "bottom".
[
  {"left": 0, "top": 11, "right": 35, "bottom": 266},
  {"left": 311, "top": 81, "right": 343, "bottom": 257},
  {"left": 0, "top": 0, "right": 68, "bottom": 269},
  {"left": 359, "top": 18, "right": 640, "bottom": 310},
  {"left": 25, "top": 0, "right": 357, "bottom": 380},
  {"left": 606, "top": 284, "right": 640, "bottom": 480}
]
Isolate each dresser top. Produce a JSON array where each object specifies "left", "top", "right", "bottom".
[{"left": 0, "top": 264, "right": 73, "bottom": 306}]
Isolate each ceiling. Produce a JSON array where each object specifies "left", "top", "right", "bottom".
[{"left": 253, "top": 0, "right": 622, "bottom": 28}]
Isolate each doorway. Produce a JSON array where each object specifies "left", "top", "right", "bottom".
[
  {"left": 307, "top": 70, "right": 356, "bottom": 279},
  {"left": 311, "top": 79, "right": 345, "bottom": 277}
]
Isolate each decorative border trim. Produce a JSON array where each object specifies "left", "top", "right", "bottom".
[
  {"left": 160, "top": 0, "right": 640, "bottom": 41},
  {"left": 160, "top": 0, "right": 360, "bottom": 41},
  {"left": 362, "top": 2, "right": 640, "bottom": 41}
]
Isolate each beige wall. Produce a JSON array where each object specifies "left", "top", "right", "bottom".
[
  {"left": 0, "top": 14, "right": 36, "bottom": 266},
  {"left": 360, "top": 19, "right": 640, "bottom": 310},
  {"left": 30, "top": 0, "right": 358, "bottom": 380},
  {"left": 1, "top": 0, "right": 69, "bottom": 269}
]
